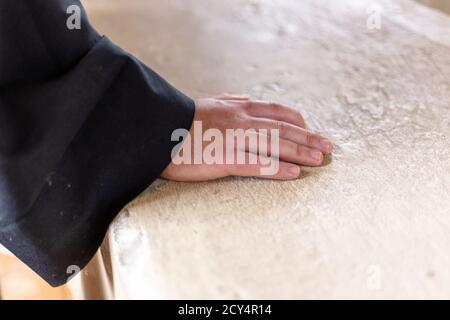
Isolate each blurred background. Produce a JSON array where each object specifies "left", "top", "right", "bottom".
[
  {"left": 418, "top": 0, "right": 450, "bottom": 13},
  {"left": 0, "top": 0, "right": 449, "bottom": 300}
]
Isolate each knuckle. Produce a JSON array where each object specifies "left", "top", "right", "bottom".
[
  {"left": 306, "top": 132, "right": 314, "bottom": 145},
  {"left": 240, "top": 115, "right": 255, "bottom": 130},
  {"left": 269, "top": 102, "right": 280, "bottom": 113},
  {"left": 295, "top": 144, "right": 304, "bottom": 157},
  {"left": 242, "top": 101, "right": 254, "bottom": 113},
  {"left": 275, "top": 120, "right": 286, "bottom": 135}
]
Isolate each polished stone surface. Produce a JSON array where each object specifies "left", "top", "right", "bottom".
[{"left": 85, "top": 0, "right": 450, "bottom": 299}]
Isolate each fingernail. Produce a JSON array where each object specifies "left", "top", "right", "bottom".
[
  {"left": 287, "top": 166, "right": 300, "bottom": 177},
  {"left": 320, "top": 139, "right": 333, "bottom": 152},
  {"left": 309, "top": 150, "right": 323, "bottom": 161}
]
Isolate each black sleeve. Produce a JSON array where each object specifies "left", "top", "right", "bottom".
[{"left": 0, "top": 0, "right": 195, "bottom": 286}]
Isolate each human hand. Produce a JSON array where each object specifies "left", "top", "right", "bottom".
[{"left": 161, "top": 95, "right": 333, "bottom": 181}]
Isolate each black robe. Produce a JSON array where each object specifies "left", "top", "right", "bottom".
[{"left": 0, "top": 0, "right": 195, "bottom": 287}]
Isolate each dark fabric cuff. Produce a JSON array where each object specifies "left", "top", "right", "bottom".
[{"left": 0, "top": 37, "right": 195, "bottom": 287}]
